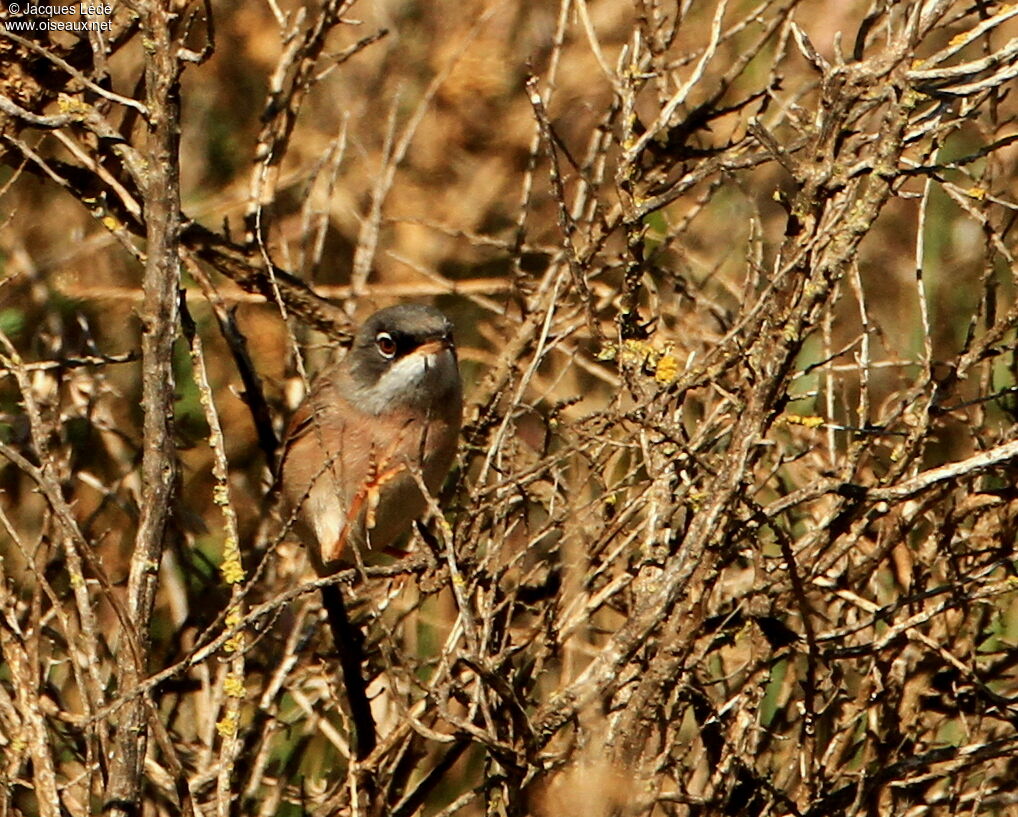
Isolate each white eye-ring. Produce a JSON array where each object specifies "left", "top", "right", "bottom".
[{"left": 375, "top": 332, "right": 397, "bottom": 359}]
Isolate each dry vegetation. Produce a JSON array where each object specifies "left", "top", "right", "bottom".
[{"left": 3, "top": 0, "right": 1018, "bottom": 815}]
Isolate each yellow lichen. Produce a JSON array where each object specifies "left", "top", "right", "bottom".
[
  {"left": 215, "top": 711, "right": 239, "bottom": 738},
  {"left": 784, "top": 414, "right": 825, "bottom": 429},
  {"left": 220, "top": 554, "right": 245, "bottom": 585},
  {"left": 654, "top": 354, "right": 679, "bottom": 384},
  {"left": 223, "top": 672, "right": 245, "bottom": 699}
]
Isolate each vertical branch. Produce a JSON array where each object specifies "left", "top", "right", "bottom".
[
  {"left": 914, "top": 168, "right": 935, "bottom": 380},
  {"left": 0, "top": 584, "right": 60, "bottom": 817},
  {"left": 104, "top": 0, "right": 183, "bottom": 811},
  {"left": 181, "top": 297, "right": 248, "bottom": 817},
  {"left": 526, "top": 75, "right": 602, "bottom": 344}
]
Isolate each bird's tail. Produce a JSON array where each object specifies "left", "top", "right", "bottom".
[{"left": 320, "top": 582, "right": 378, "bottom": 761}]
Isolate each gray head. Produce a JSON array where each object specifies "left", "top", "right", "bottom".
[{"left": 345, "top": 304, "right": 460, "bottom": 415}]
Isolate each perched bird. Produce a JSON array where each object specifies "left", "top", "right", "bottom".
[
  {"left": 280, "top": 303, "right": 462, "bottom": 569},
  {"left": 278, "top": 303, "right": 463, "bottom": 758}
]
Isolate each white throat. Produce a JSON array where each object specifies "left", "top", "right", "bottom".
[{"left": 356, "top": 347, "right": 458, "bottom": 416}]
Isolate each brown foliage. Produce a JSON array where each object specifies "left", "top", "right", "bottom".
[{"left": 3, "top": 0, "right": 1018, "bottom": 815}]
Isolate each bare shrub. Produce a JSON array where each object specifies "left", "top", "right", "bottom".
[{"left": 2, "top": 1, "right": 1018, "bottom": 815}]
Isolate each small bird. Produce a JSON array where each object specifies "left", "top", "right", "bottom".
[
  {"left": 277, "top": 303, "right": 462, "bottom": 760},
  {"left": 280, "top": 303, "right": 463, "bottom": 571}
]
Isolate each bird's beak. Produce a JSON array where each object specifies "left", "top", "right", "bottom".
[{"left": 416, "top": 337, "right": 454, "bottom": 356}]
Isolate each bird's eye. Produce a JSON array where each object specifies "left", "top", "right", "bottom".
[{"left": 375, "top": 332, "right": 397, "bottom": 359}]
